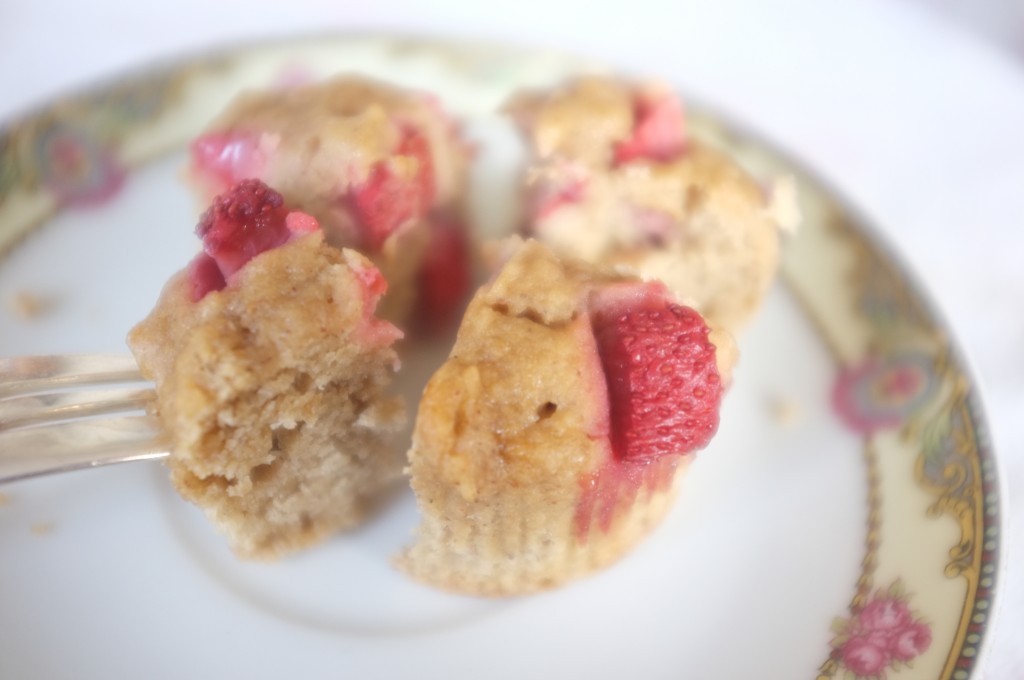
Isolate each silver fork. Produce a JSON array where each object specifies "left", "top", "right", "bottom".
[{"left": 0, "top": 354, "right": 170, "bottom": 484}]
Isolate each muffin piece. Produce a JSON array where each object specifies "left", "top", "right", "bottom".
[
  {"left": 397, "top": 240, "right": 736, "bottom": 595},
  {"left": 187, "top": 75, "right": 473, "bottom": 329},
  {"left": 128, "top": 180, "right": 404, "bottom": 559},
  {"left": 508, "top": 76, "right": 797, "bottom": 332}
]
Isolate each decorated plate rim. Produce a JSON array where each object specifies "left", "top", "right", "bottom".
[{"left": 0, "top": 32, "right": 1006, "bottom": 680}]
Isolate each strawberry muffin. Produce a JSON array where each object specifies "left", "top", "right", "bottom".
[
  {"left": 507, "top": 76, "right": 797, "bottom": 332},
  {"left": 397, "top": 240, "right": 736, "bottom": 595},
  {"left": 129, "top": 180, "right": 405, "bottom": 559},
  {"left": 187, "top": 75, "right": 473, "bottom": 330}
]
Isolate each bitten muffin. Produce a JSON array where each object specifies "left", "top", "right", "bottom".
[
  {"left": 507, "top": 76, "right": 797, "bottom": 332},
  {"left": 128, "top": 180, "right": 405, "bottom": 559},
  {"left": 397, "top": 240, "right": 737, "bottom": 595},
  {"left": 187, "top": 75, "right": 474, "bottom": 330}
]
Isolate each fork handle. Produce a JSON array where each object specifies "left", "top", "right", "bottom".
[{"left": 0, "top": 416, "right": 169, "bottom": 484}]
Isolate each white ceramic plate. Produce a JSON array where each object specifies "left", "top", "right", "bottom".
[{"left": 0, "top": 36, "right": 1002, "bottom": 680}]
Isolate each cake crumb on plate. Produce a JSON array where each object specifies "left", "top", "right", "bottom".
[
  {"left": 6, "top": 290, "right": 56, "bottom": 319},
  {"left": 30, "top": 522, "right": 54, "bottom": 536},
  {"left": 768, "top": 394, "right": 803, "bottom": 427},
  {"left": 0, "top": 493, "right": 10, "bottom": 507}
]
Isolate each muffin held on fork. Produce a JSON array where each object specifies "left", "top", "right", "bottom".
[
  {"left": 124, "top": 179, "right": 406, "bottom": 560},
  {"left": 0, "top": 181, "right": 408, "bottom": 562}
]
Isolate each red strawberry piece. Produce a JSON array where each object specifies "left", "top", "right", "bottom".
[
  {"left": 534, "top": 173, "right": 588, "bottom": 220},
  {"left": 346, "top": 126, "right": 435, "bottom": 251},
  {"left": 613, "top": 91, "right": 687, "bottom": 165},
  {"left": 187, "top": 252, "right": 227, "bottom": 302},
  {"left": 189, "top": 131, "right": 266, "bottom": 192},
  {"left": 397, "top": 126, "right": 436, "bottom": 206},
  {"left": 591, "top": 284, "right": 722, "bottom": 461},
  {"left": 353, "top": 259, "right": 389, "bottom": 300},
  {"left": 628, "top": 204, "right": 677, "bottom": 246},
  {"left": 348, "top": 258, "right": 404, "bottom": 348},
  {"left": 196, "top": 178, "right": 292, "bottom": 278},
  {"left": 348, "top": 161, "right": 416, "bottom": 250},
  {"left": 414, "top": 214, "right": 471, "bottom": 334},
  {"left": 285, "top": 211, "right": 320, "bottom": 235}
]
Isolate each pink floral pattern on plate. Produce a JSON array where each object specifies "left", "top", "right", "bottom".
[
  {"left": 830, "top": 581, "right": 932, "bottom": 679},
  {"left": 0, "top": 69, "right": 190, "bottom": 217},
  {"left": 32, "top": 121, "right": 125, "bottom": 207},
  {"left": 832, "top": 350, "right": 939, "bottom": 434}
]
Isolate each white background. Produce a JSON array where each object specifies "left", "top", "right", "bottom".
[{"left": 1, "top": 0, "right": 1022, "bottom": 676}]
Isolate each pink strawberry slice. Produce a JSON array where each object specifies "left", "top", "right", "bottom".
[
  {"left": 533, "top": 169, "right": 588, "bottom": 220},
  {"left": 591, "top": 283, "right": 722, "bottom": 462},
  {"left": 348, "top": 258, "right": 404, "bottom": 348},
  {"left": 196, "top": 178, "right": 292, "bottom": 279},
  {"left": 613, "top": 91, "right": 687, "bottom": 165},
  {"left": 285, "top": 211, "right": 320, "bottom": 235},
  {"left": 414, "top": 214, "right": 471, "bottom": 334},
  {"left": 187, "top": 252, "right": 227, "bottom": 302},
  {"left": 347, "top": 126, "right": 435, "bottom": 252},
  {"left": 189, "top": 131, "right": 266, "bottom": 193}
]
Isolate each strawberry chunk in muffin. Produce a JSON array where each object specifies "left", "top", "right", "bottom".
[{"left": 591, "top": 282, "right": 722, "bottom": 461}]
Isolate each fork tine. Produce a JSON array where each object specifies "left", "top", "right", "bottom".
[
  {"left": 0, "top": 387, "right": 156, "bottom": 431},
  {"left": 0, "top": 415, "right": 169, "bottom": 484},
  {"left": 0, "top": 354, "right": 145, "bottom": 399}
]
